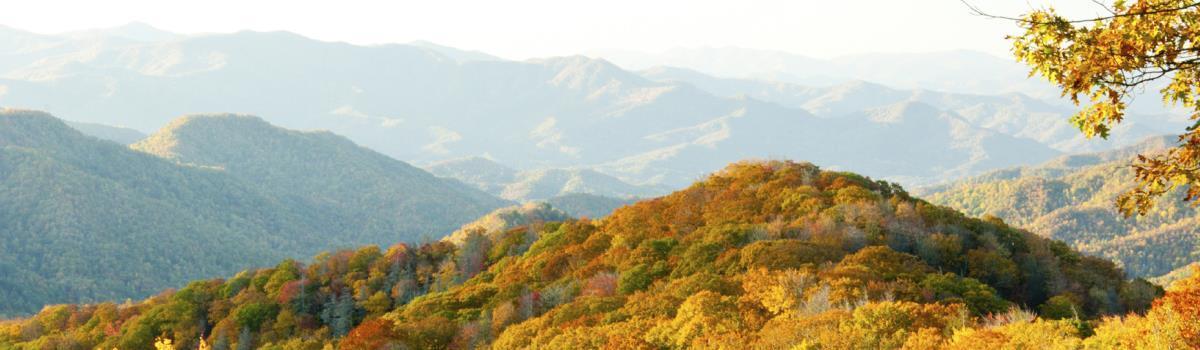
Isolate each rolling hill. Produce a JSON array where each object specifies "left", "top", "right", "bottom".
[
  {"left": 131, "top": 114, "right": 509, "bottom": 245},
  {"left": 920, "top": 136, "right": 1196, "bottom": 277},
  {"left": 0, "top": 109, "right": 325, "bottom": 316},
  {"left": 0, "top": 110, "right": 507, "bottom": 316}
]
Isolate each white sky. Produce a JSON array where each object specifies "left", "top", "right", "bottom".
[{"left": 2, "top": 0, "right": 1112, "bottom": 60}]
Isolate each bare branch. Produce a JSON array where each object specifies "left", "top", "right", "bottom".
[
  {"left": 961, "top": 0, "right": 1200, "bottom": 25},
  {"left": 1090, "top": 0, "right": 1118, "bottom": 15}
]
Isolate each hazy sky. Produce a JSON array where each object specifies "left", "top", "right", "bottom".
[{"left": 3, "top": 0, "right": 1111, "bottom": 60}]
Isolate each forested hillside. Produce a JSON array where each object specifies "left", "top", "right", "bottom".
[
  {"left": 921, "top": 136, "right": 1197, "bottom": 278},
  {"left": 4, "top": 160, "right": 1184, "bottom": 350},
  {"left": 132, "top": 114, "right": 509, "bottom": 245},
  {"left": 0, "top": 110, "right": 507, "bottom": 317},
  {"left": 0, "top": 110, "right": 327, "bottom": 316}
]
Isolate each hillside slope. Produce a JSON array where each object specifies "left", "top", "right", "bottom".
[
  {"left": 2, "top": 160, "right": 1167, "bottom": 349},
  {"left": 132, "top": 114, "right": 509, "bottom": 245},
  {"left": 0, "top": 110, "right": 508, "bottom": 317},
  {"left": 0, "top": 110, "right": 330, "bottom": 316},
  {"left": 920, "top": 136, "right": 1197, "bottom": 277}
]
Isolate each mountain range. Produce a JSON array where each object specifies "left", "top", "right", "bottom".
[
  {"left": 590, "top": 46, "right": 1186, "bottom": 116},
  {"left": 639, "top": 67, "right": 1184, "bottom": 154},
  {"left": 0, "top": 23, "right": 1175, "bottom": 189},
  {"left": 425, "top": 156, "right": 667, "bottom": 201}
]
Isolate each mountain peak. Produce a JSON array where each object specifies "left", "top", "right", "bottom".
[
  {"left": 0, "top": 109, "right": 86, "bottom": 148},
  {"left": 134, "top": 112, "right": 510, "bottom": 246},
  {"left": 537, "top": 55, "right": 648, "bottom": 89},
  {"left": 160, "top": 113, "right": 271, "bottom": 131},
  {"left": 133, "top": 113, "right": 343, "bottom": 163},
  {"left": 0, "top": 108, "right": 59, "bottom": 122}
]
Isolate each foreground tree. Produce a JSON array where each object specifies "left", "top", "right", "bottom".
[{"left": 973, "top": 0, "right": 1200, "bottom": 215}]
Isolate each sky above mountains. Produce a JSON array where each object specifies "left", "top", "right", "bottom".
[{"left": 5, "top": 0, "right": 1116, "bottom": 60}]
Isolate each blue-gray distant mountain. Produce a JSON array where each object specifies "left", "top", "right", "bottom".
[
  {"left": 426, "top": 156, "right": 667, "bottom": 201},
  {"left": 543, "top": 193, "right": 634, "bottom": 218},
  {"left": 589, "top": 48, "right": 1058, "bottom": 97},
  {"left": 65, "top": 120, "right": 146, "bottom": 144},
  {"left": 0, "top": 24, "right": 1079, "bottom": 187},
  {"left": 640, "top": 67, "right": 1183, "bottom": 154}
]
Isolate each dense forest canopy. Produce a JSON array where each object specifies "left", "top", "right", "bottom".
[
  {"left": 4, "top": 161, "right": 1189, "bottom": 349},
  {"left": 131, "top": 113, "right": 510, "bottom": 246},
  {"left": 923, "top": 136, "right": 1200, "bottom": 278},
  {"left": 0, "top": 110, "right": 508, "bottom": 317}
]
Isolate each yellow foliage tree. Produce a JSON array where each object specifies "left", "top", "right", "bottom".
[
  {"left": 990, "top": 0, "right": 1200, "bottom": 215},
  {"left": 153, "top": 337, "right": 175, "bottom": 350},
  {"left": 646, "top": 291, "right": 747, "bottom": 349}
]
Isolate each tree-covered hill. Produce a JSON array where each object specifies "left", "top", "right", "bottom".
[
  {"left": 0, "top": 109, "right": 330, "bottom": 316},
  {"left": 5, "top": 160, "right": 1184, "bottom": 350},
  {"left": 0, "top": 110, "right": 508, "bottom": 317},
  {"left": 919, "top": 136, "right": 1198, "bottom": 278},
  {"left": 132, "top": 114, "right": 510, "bottom": 245}
]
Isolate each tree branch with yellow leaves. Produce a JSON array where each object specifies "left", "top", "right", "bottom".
[{"left": 966, "top": 0, "right": 1200, "bottom": 215}]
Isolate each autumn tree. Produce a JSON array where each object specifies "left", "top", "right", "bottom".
[{"left": 971, "top": 0, "right": 1200, "bottom": 215}]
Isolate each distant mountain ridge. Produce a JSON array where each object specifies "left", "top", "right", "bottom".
[
  {"left": 426, "top": 156, "right": 667, "bottom": 201},
  {"left": 640, "top": 68, "right": 1183, "bottom": 153},
  {"left": 0, "top": 25, "right": 1105, "bottom": 188},
  {"left": 542, "top": 192, "right": 633, "bottom": 218},
  {"left": 590, "top": 47, "right": 1061, "bottom": 98},
  {"left": 64, "top": 120, "right": 146, "bottom": 144}
]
